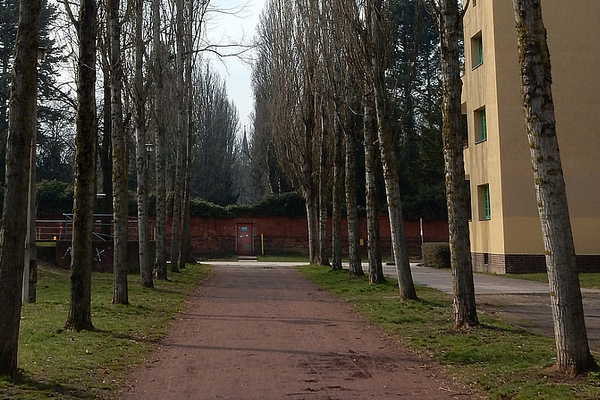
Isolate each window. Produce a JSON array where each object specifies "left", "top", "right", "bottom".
[
  {"left": 478, "top": 184, "right": 491, "bottom": 220},
  {"left": 475, "top": 107, "right": 487, "bottom": 142},
  {"left": 471, "top": 32, "right": 483, "bottom": 69}
]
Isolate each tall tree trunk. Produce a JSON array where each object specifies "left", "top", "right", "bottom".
[
  {"left": 513, "top": 0, "right": 595, "bottom": 375},
  {"left": 330, "top": 104, "right": 343, "bottom": 271},
  {"left": 152, "top": 0, "right": 167, "bottom": 280},
  {"left": 23, "top": 73, "right": 37, "bottom": 304},
  {"left": 318, "top": 104, "right": 330, "bottom": 266},
  {"left": 179, "top": 128, "right": 193, "bottom": 266},
  {"left": 108, "top": 0, "right": 128, "bottom": 305},
  {"left": 170, "top": 0, "right": 185, "bottom": 272},
  {"left": 370, "top": 0, "right": 416, "bottom": 300},
  {"left": 0, "top": 0, "right": 41, "bottom": 376},
  {"left": 345, "top": 121, "right": 363, "bottom": 276},
  {"left": 431, "top": 0, "right": 477, "bottom": 328},
  {"left": 179, "top": 17, "right": 194, "bottom": 266},
  {"left": 100, "top": 71, "right": 112, "bottom": 236},
  {"left": 364, "top": 95, "right": 384, "bottom": 284},
  {"left": 304, "top": 120, "right": 319, "bottom": 264},
  {"left": 65, "top": 0, "right": 97, "bottom": 333},
  {"left": 170, "top": 168, "right": 182, "bottom": 272},
  {"left": 135, "top": 0, "right": 152, "bottom": 288}
]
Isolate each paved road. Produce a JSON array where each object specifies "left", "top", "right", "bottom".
[{"left": 211, "top": 261, "right": 600, "bottom": 352}]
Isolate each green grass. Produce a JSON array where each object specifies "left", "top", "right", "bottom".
[
  {"left": 297, "top": 265, "right": 600, "bottom": 400},
  {"left": 257, "top": 254, "right": 309, "bottom": 262},
  {"left": 0, "top": 263, "right": 211, "bottom": 400},
  {"left": 505, "top": 272, "right": 600, "bottom": 290}
]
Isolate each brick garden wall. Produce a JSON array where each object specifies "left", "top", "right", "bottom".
[{"left": 185, "top": 216, "right": 449, "bottom": 258}]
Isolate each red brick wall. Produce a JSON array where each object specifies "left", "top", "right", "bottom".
[{"left": 180, "top": 216, "right": 449, "bottom": 257}]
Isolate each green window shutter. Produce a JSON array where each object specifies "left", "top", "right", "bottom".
[
  {"left": 484, "top": 185, "right": 491, "bottom": 220},
  {"left": 480, "top": 109, "right": 487, "bottom": 141},
  {"left": 478, "top": 37, "right": 483, "bottom": 65}
]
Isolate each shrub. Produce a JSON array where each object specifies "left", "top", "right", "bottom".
[
  {"left": 36, "top": 180, "right": 74, "bottom": 217},
  {"left": 189, "top": 192, "right": 306, "bottom": 218},
  {"left": 422, "top": 242, "right": 451, "bottom": 269}
]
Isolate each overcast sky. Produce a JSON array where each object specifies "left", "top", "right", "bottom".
[{"left": 205, "top": 0, "right": 266, "bottom": 137}]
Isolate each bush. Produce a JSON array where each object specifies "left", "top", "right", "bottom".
[
  {"left": 422, "top": 242, "right": 451, "bottom": 269},
  {"left": 189, "top": 192, "right": 306, "bottom": 218},
  {"left": 36, "top": 180, "right": 74, "bottom": 217}
]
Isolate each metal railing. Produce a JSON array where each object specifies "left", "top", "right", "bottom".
[{"left": 34, "top": 214, "right": 156, "bottom": 242}]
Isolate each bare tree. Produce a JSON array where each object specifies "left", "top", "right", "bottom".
[
  {"left": 368, "top": 0, "right": 416, "bottom": 300},
  {"left": 256, "top": 0, "right": 321, "bottom": 264},
  {"left": 152, "top": 0, "right": 168, "bottom": 280},
  {"left": 319, "top": 0, "right": 345, "bottom": 271},
  {"left": 428, "top": 0, "right": 477, "bottom": 327},
  {"left": 134, "top": 0, "right": 152, "bottom": 288},
  {"left": 364, "top": 93, "right": 384, "bottom": 283},
  {"left": 64, "top": 0, "right": 97, "bottom": 332},
  {"left": 107, "top": 0, "right": 128, "bottom": 304},
  {"left": 345, "top": 111, "right": 363, "bottom": 276},
  {"left": 0, "top": 0, "right": 41, "bottom": 376},
  {"left": 318, "top": 98, "right": 331, "bottom": 267},
  {"left": 192, "top": 63, "right": 239, "bottom": 205},
  {"left": 512, "top": 0, "right": 595, "bottom": 375},
  {"left": 330, "top": 103, "right": 344, "bottom": 271}
]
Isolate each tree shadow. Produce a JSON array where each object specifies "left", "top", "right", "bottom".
[{"left": 8, "top": 372, "right": 94, "bottom": 399}]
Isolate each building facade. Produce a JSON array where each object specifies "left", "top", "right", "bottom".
[{"left": 461, "top": 0, "right": 600, "bottom": 273}]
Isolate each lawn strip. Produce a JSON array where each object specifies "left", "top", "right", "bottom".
[
  {"left": 503, "top": 272, "right": 600, "bottom": 290},
  {"left": 0, "top": 263, "right": 210, "bottom": 400}
]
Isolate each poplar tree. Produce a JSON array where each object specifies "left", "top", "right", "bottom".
[
  {"left": 428, "top": 0, "right": 478, "bottom": 328},
  {"left": 0, "top": 0, "right": 41, "bottom": 376},
  {"left": 513, "top": 0, "right": 595, "bottom": 374},
  {"left": 65, "top": 0, "right": 97, "bottom": 332}
]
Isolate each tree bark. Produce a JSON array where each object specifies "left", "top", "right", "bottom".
[
  {"left": 430, "top": 0, "right": 477, "bottom": 328},
  {"left": 23, "top": 76, "right": 37, "bottom": 304},
  {"left": 179, "top": 0, "right": 195, "bottom": 267},
  {"left": 134, "top": 0, "right": 152, "bottom": 288},
  {"left": 0, "top": 0, "right": 41, "bottom": 376},
  {"left": 513, "top": 0, "right": 595, "bottom": 375},
  {"left": 370, "top": 0, "right": 416, "bottom": 300},
  {"left": 170, "top": 0, "right": 185, "bottom": 273},
  {"left": 318, "top": 103, "right": 330, "bottom": 266},
  {"left": 152, "top": 0, "right": 167, "bottom": 280},
  {"left": 65, "top": 0, "right": 96, "bottom": 333},
  {"left": 330, "top": 104, "right": 343, "bottom": 271},
  {"left": 100, "top": 71, "right": 112, "bottom": 236},
  {"left": 345, "top": 121, "right": 363, "bottom": 276},
  {"left": 364, "top": 95, "right": 384, "bottom": 284},
  {"left": 304, "top": 99, "right": 319, "bottom": 264},
  {"left": 179, "top": 130, "right": 193, "bottom": 266},
  {"left": 108, "top": 0, "right": 128, "bottom": 305}
]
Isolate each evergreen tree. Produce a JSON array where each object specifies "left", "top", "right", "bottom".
[{"left": 0, "top": 0, "right": 70, "bottom": 184}]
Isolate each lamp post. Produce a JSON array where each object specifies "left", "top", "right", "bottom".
[{"left": 23, "top": 46, "right": 48, "bottom": 303}]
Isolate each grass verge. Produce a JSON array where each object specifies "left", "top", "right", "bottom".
[
  {"left": 0, "top": 263, "right": 211, "bottom": 400},
  {"left": 297, "top": 265, "right": 600, "bottom": 400},
  {"left": 504, "top": 272, "right": 600, "bottom": 290}
]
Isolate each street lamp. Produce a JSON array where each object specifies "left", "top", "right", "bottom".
[{"left": 23, "top": 46, "right": 49, "bottom": 303}]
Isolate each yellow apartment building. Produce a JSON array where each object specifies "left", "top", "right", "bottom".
[{"left": 461, "top": 0, "right": 600, "bottom": 273}]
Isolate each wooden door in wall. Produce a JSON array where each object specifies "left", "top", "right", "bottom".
[{"left": 236, "top": 223, "right": 254, "bottom": 255}]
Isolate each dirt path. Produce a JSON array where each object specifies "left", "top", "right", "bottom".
[{"left": 121, "top": 265, "right": 475, "bottom": 400}]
